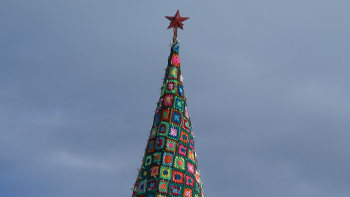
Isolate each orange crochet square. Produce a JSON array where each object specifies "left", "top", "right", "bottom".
[
  {"left": 161, "top": 109, "right": 170, "bottom": 121},
  {"left": 164, "top": 155, "right": 172, "bottom": 164}
]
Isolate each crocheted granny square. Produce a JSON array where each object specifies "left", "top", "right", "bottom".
[
  {"left": 172, "top": 170, "right": 184, "bottom": 184},
  {"left": 147, "top": 140, "right": 155, "bottom": 153},
  {"left": 141, "top": 168, "right": 149, "bottom": 179},
  {"left": 187, "top": 162, "right": 194, "bottom": 174},
  {"left": 163, "top": 94, "right": 174, "bottom": 107},
  {"left": 160, "top": 83, "right": 166, "bottom": 97},
  {"left": 171, "top": 54, "right": 180, "bottom": 67},
  {"left": 174, "top": 156, "right": 185, "bottom": 170},
  {"left": 185, "top": 175, "right": 194, "bottom": 187},
  {"left": 171, "top": 110, "right": 182, "bottom": 126},
  {"left": 177, "top": 84, "right": 184, "bottom": 98},
  {"left": 150, "top": 127, "right": 157, "bottom": 139},
  {"left": 144, "top": 155, "right": 152, "bottom": 166},
  {"left": 195, "top": 170, "right": 201, "bottom": 184},
  {"left": 150, "top": 165, "right": 160, "bottom": 177},
  {"left": 133, "top": 182, "right": 139, "bottom": 195},
  {"left": 185, "top": 106, "right": 189, "bottom": 118},
  {"left": 157, "top": 123, "right": 169, "bottom": 137},
  {"left": 189, "top": 140, "right": 194, "bottom": 150},
  {"left": 173, "top": 43, "right": 180, "bottom": 53},
  {"left": 183, "top": 188, "right": 193, "bottom": 197},
  {"left": 153, "top": 152, "right": 162, "bottom": 164},
  {"left": 182, "top": 118, "right": 190, "bottom": 132},
  {"left": 153, "top": 113, "right": 161, "bottom": 127},
  {"left": 147, "top": 179, "right": 157, "bottom": 192},
  {"left": 158, "top": 180, "right": 169, "bottom": 194},
  {"left": 178, "top": 144, "right": 188, "bottom": 157},
  {"left": 195, "top": 183, "right": 201, "bottom": 193},
  {"left": 180, "top": 131, "right": 189, "bottom": 144},
  {"left": 155, "top": 137, "right": 165, "bottom": 150},
  {"left": 165, "top": 80, "right": 177, "bottom": 94},
  {"left": 138, "top": 180, "right": 147, "bottom": 194},
  {"left": 159, "top": 165, "right": 172, "bottom": 180},
  {"left": 173, "top": 96, "right": 184, "bottom": 112},
  {"left": 188, "top": 150, "right": 195, "bottom": 163},
  {"left": 169, "top": 183, "right": 182, "bottom": 197},
  {"left": 168, "top": 67, "right": 178, "bottom": 79},
  {"left": 165, "top": 139, "right": 177, "bottom": 153},
  {"left": 155, "top": 99, "right": 162, "bottom": 112},
  {"left": 162, "top": 152, "right": 174, "bottom": 166},
  {"left": 168, "top": 125, "right": 180, "bottom": 140},
  {"left": 161, "top": 109, "right": 170, "bottom": 121}
]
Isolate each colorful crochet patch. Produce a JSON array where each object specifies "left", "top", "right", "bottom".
[
  {"left": 171, "top": 54, "right": 180, "bottom": 67},
  {"left": 141, "top": 168, "right": 149, "bottom": 179},
  {"left": 178, "top": 144, "right": 188, "bottom": 157},
  {"left": 195, "top": 170, "right": 201, "bottom": 184},
  {"left": 185, "top": 106, "right": 189, "bottom": 118},
  {"left": 153, "top": 113, "right": 161, "bottom": 127},
  {"left": 161, "top": 109, "right": 170, "bottom": 121},
  {"left": 190, "top": 140, "right": 194, "bottom": 150},
  {"left": 172, "top": 170, "right": 184, "bottom": 184},
  {"left": 195, "top": 183, "right": 201, "bottom": 193},
  {"left": 160, "top": 83, "right": 166, "bottom": 97},
  {"left": 155, "top": 137, "right": 165, "bottom": 150},
  {"left": 159, "top": 166, "right": 172, "bottom": 180},
  {"left": 183, "top": 188, "right": 193, "bottom": 197},
  {"left": 174, "top": 156, "right": 185, "bottom": 170},
  {"left": 157, "top": 123, "right": 169, "bottom": 137},
  {"left": 150, "top": 165, "right": 159, "bottom": 177},
  {"left": 165, "top": 80, "right": 177, "bottom": 94},
  {"left": 183, "top": 118, "right": 190, "bottom": 132},
  {"left": 163, "top": 94, "right": 174, "bottom": 107},
  {"left": 168, "top": 67, "right": 178, "bottom": 79},
  {"left": 174, "top": 96, "right": 184, "bottom": 112},
  {"left": 155, "top": 99, "right": 162, "bottom": 112},
  {"left": 158, "top": 180, "right": 169, "bottom": 194},
  {"left": 165, "top": 139, "right": 177, "bottom": 153},
  {"left": 147, "top": 140, "right": 155, "bottom": 153},
  {"left": 187, "top": 162, "right": 194, "bottom": 174},
  {"left": 153, "top": 152, "right": 161, "bottom": 163},
  {"left": 148, "top": 179, "right": 157, "bottom": 192},
  {"left": 173, "top": 43, "right": 180, "bottom": 53},
  {"left": 177, "top": 84, "right": 184, "bottom": 98},
  {"left": 171, "top": 110, "right": 182, "bottom": 126},
  {"left": 168, "top": 125, "right": 180, "bottom": 140},
  {"left": 150, "top": 127, "right": 157, "bottom": 139},
  {"left": 162, "top": 152, "right": 174, "bottom": 166},
  {"left": 180, "top": 131, "right": 190, "bottom": 144},
  {"left": 185, "top": 175, "right": 195, "bottom": 187},
  {"left": 145, "top": 155, "right": 152, "bottom": 166},
  {"left": 169, "top": 183, "right": 182, "bottom": 197},
  {"left": 133, "top": 182, "right": 139, "bottom": 196},
  {"left": 138, "top": 180, "right": 147, "bottom": 194},
  {"left": 188, "top": 150, "right": 195, "bottom": 162}
]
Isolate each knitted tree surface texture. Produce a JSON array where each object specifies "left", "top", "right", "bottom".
[{"left": 131, "top": 37, "right": 204, "bottom": 197}]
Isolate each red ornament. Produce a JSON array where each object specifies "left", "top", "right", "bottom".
[{"left": 165, "top": 10, "right": 189, "bottom": 36}]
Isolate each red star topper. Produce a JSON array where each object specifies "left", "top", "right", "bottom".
[{"left": 165, "top": 10, "right": 189, "bottom": 36}]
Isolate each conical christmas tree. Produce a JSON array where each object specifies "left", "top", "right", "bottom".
[{"left": 132, "top": 10, "right": 204, "bottom": 197}]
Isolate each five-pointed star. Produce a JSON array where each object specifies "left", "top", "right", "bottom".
[{"left": 165, "top": 10, "right": 189, "bottom": 35}]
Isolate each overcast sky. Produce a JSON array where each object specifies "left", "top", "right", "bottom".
[{"left": 1, "top": 1, "right": 350, "bottom": 197}]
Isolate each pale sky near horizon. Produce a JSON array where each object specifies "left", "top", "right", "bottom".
[{"left": 1, "top": 1, "right": 350, "bottom": 197}]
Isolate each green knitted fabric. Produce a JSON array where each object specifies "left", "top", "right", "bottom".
[{"left": 132, "top": 37, "right": 204, "bottom": 197}]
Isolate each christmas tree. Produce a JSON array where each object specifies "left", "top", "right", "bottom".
[{"left": 132, "top": 10, "right": 204, "bottom": 197}]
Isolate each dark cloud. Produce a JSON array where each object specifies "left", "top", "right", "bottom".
[{"left": 1, "top": 0, "right": 349, "bottom": 196}]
